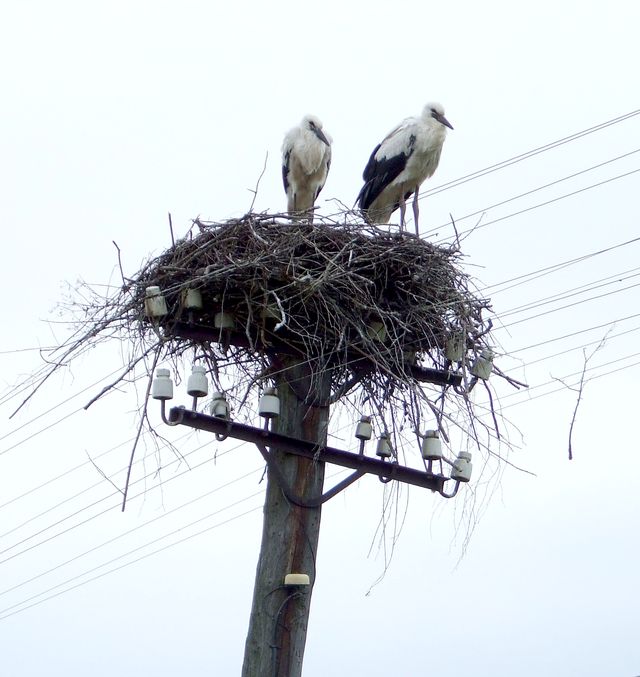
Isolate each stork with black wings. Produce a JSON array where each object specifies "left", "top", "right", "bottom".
[{"left": 356, "top": 103, "right": 453, "bottom": 234}]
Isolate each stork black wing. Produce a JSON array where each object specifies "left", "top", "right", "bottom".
[
  {"left": 356, "top": 141, "right": 413, "bottom": 211},
  {"left": 282, "top": 150, "right": 291, "bottom": 192}
]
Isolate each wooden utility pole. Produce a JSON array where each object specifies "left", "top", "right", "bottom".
[
  {"left": 167, "top": 355, "right": 458, "bottom": 677},
  {"left": 241, "top": 357, "right": 330, "bottom": 677}
]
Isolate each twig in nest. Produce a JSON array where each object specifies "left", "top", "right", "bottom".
[
  {"left": 449, "top": 213, "right": 461, "bottom": 251},
  {"left": 112, "top": 240, "right": 127, "bottom": 289},
  {"left": 168, "top": 212, "right": 175, "bottom": 249},
  {"left": 248, "top": 151, "right": 269, "bottom": 212}
]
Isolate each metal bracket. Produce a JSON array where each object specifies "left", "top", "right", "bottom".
[
  {"left": 256, "top": 442, "right": 365, "bottom": 508},
  {"left": 168, "top": 408, "right": 447, "bottom": 494}
]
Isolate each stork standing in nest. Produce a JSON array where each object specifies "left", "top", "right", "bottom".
[
  {"left": 356, "top": 103, "right": 453, "bottom": 235},
  {"left": 282, "top": 115, "right": 332, "bottom": 220}
]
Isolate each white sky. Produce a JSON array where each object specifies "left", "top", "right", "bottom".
[{"left": 1, "top": 1, "right": 640, "bottom": 675}]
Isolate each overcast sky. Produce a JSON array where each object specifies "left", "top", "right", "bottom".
[{"left": 1, "top": 1, "right": 640, "bottom": 675}]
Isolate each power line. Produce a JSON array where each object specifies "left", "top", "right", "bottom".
[
  {"left": 497, "top": 269, "right": 640, "bottom": 319},
  {"left": 0, "top": 346, "right": 57, "bottom": 355},
  {"left": 484, "top": 236, "right": 640, "bottom": 294},
  {"left": 497, "top": 280, "right": 640, "bottom": 330},
  {"left": 510, "top": 313, "right": 640, "bottom": 354},
  {"left": 434, "top": 167, "right": 640, "bottom": 244},
  {"left": 0, "top": 466, "right": 263, "bottom": 599},
  {"left": 0, "top": 467, "right": 350, "bottom": 621},
  {"left": 497, "top": 350, "right": 640, "bottom": 403},
  {"left": 2, "top": 342, "right": 638, "bottom": 619},
  {"left": 0, "top": 503, "right": 263, "bottom": 622},
  {"left": 425, "top": 147, "right": 640, "bottom": 236},
  {"left": 499, "top": 358, "right": 640, "bottom": 412},
  {"left": 0, "top": 429, "right": 197, "bottom": 538},
  {"left": 0, "top": 367, "right": 139, "bottom": 456},
  {"left": 419, "top": 107, "right": 640, "bottom": 199},
  {"left": 0, "top": 428, "right": 193, "bottom": 512},
  {"left": 506, "top": 325, "right": 640, "bottom": 370},
  {"left": 0, "top": 412, "right": 363, "bottom": 568},
  {"left": 0, "top": 440, "right": 218, "bottom": 564}
]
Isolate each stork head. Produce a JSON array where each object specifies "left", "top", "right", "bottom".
[
  {"left": 302, "top": 114, "right": 331, "bottom": 146},
  {"left": 424, "top": 102, "right": 454, "bottom": 130}
]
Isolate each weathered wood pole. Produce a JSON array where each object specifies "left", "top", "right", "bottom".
[{"left": 242, "top": 356, "right": 330, "bottom": 677}]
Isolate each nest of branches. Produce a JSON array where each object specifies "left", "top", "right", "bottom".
[
  {"left": 140, "top": 214, "right": 487, "bottom": 357},
  {"left": 116, "top": 211, "right": 504, "bottom": 438},
  {"left": 21, "top": 211, "right": 519, "bottom": 474}
]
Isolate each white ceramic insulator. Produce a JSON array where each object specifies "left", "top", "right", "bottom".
[
  {"left": 355, "top": 417, "right": 372, "bottom": 441},
  {"left": 214, "top": 312, "right": 235, "bottom": 329},
  {"left": 187, "top": 365, "right": 208, "bottom": 398},
  {"left": 421, "top": 430, "right": 443, "bottom": 460},
  {"left": 470, "top": 349, "right": 493, "bottom": 380},
  {"left": 144, "top": 286, "right": 168, "bottom": 318},
  {"left": 184, "top": 288, "right": 203, "bottom": 310},
  {"left": 445, "top": 333, "right": 465, "bottom": 361},
  {"left": 284, "top": 573, "right": 310, "bottom": 586},
  {"left": 151, "top": 368, "right": 173, "bottom": 401},
  {"left": 451, "top": 452, "right": 473, "bottom": 482},
  {"left": 259, "top": 393, "right": 280, "bottom": 419},
  {"left": 261, "top": 303, "right": 281, "bottom": 320},
  {"left": 376, "top": 435, "right": 392, "bottom": 458},
  {"left": 210, "top": 392, "right": 229, "bottom": 419},
  {"left": 367, "top": 321, "right": 386, "bottom": 342}
]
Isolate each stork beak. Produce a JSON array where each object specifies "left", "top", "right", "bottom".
[
  {"left": 434, "top": 111, "right": 454, "bottom": 130},
  {"left": 312, "top": 127, "right": 330, "bottom": 146}
]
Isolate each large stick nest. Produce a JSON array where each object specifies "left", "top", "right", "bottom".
[
  {"left": 136, "top": 214, "right": 491, "bottom": 391},
  {"left": 20, "top": 212, "right": 513, "bottom": 468}
]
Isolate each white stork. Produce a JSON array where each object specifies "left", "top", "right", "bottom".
[
  {"left": 282, "top": 115, "right": 332, "bottom": 219},
  {"left": 356, "top": 103, "right": 453, "bottom": 234}
]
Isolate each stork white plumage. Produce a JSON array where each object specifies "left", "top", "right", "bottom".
[
  {"left": 356, "top": 103, "right": 453, "bottom": 234},
  {"left": 281, "top": 115, "right": 332, "bottom": 219}
]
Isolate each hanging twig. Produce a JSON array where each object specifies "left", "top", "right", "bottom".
[{"left": 121, "top": 349, "right": 161, "bottom": 511}]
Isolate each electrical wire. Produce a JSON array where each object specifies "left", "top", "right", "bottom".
[
  {"left": 0, "top": 466, "right": 349, "bottom": 621},
  {"left": 418, "top": 107, "right": 640, "bottom": 200},
  {"left": 0, "top": 428, "right": 194, "bottom": 512},
  {"left": 424, "top": 148, "right": 640, "bottom": 237},
  {"left": 0, "top": 439, "right": 218, "bottom": 564},
  {"left": 484, "top": 236, "right": 640, "bottom": 295},
  {"left": 5, "top": 227, "right": 639, "bottom": 470},
  {"left": 1, "top": 338, "right": 637, "bottom": 619},
  {"left": 433, "top": 167, "right": 640, "bottom": 245},
  {"left": 0, "top": 367, "right": 144, "bottom": 457},
  {"left": 496, "top": 350, "right": 640, "bottom": 403},
  {"left": 505, "top": 325, "right": 640, "bottom": 370},
  {"left": 0, "top": 503, "right": 263, "bottom": 622},
  {"left": 511, "top": 313, "right": 640, "bottom": 354},
  {"left": 497, "top": 280, "right": 640, "bottom": 330},
  {"left": 499, "top": 358, "right": 640, "bottom": 412},
  {"left": 496, "top": 269, "right": 640, "bottom": 319},
  {"left": 0, "top": 346, "right": 57, "bottom": 355},
  {"left": 0, "top": 466, "right": 264, "bottom": 599},
  {"left": 0, "top": 428, "right": 197, "bottom": 538}
]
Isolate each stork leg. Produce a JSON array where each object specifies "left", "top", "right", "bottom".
[
  {"left": 398, "top": 193, "right": 406, "bottom": 233},
  {"left": 412, "top": 190, "right": 420, "bottom": 236}
]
